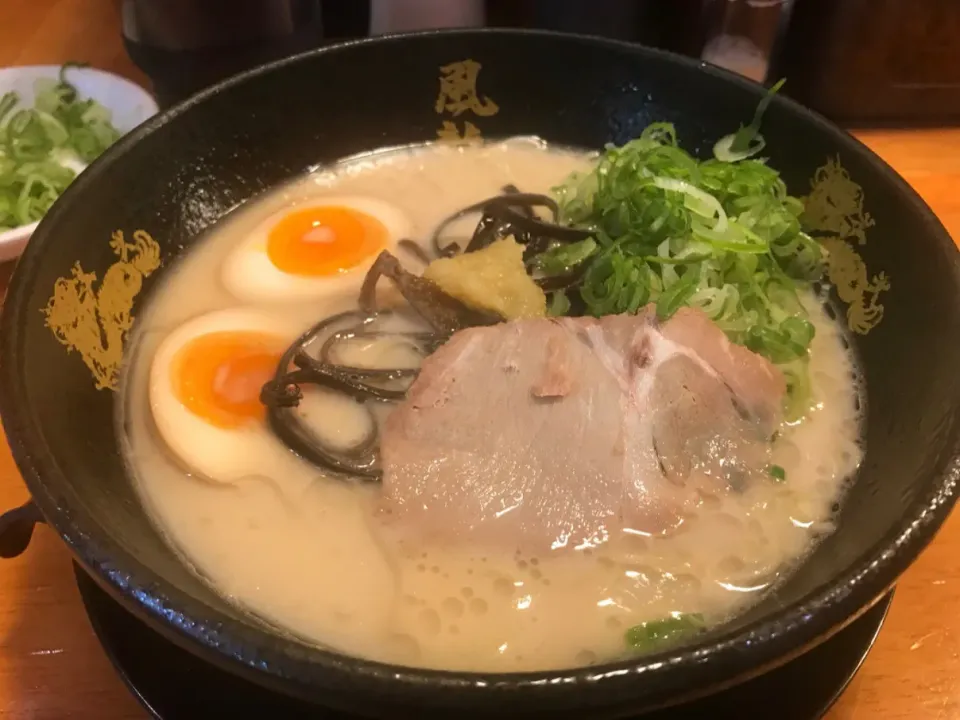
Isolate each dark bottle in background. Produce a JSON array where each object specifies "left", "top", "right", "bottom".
[
  {"left": 121, "top": 0, "right": 327, "bottom": 108},
  {"left": 486, "top": 0, "right": 713, "bottom": 56},
  {"left": 122, "top": 0, "right": 719, "bottom": 108}
]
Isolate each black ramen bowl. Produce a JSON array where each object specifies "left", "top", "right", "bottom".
[{"left": 1, "top": 30, "right": 958, "bottom": 720}]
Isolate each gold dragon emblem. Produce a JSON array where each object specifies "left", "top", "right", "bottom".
[
  {"left": 42, "top": 229, "right": 161, "bottom": 390},
  {"left": 803, "top": 157, "right": 888, "bottom": 335}
]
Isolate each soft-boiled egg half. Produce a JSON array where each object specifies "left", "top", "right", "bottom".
[
  {"left": 149, "top": 308, "right": 310, "bottom": 483},
  {"left": 222, "top": 195, "right": 412, "bottom": 302}
]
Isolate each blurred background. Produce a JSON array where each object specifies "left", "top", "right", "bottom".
[{"left": 4, "top": 0, "right": 959, "bottom": 125}]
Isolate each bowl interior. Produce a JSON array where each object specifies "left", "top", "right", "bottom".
[{"left": 2, "top": 30, "right": 959, "bottom": 714}]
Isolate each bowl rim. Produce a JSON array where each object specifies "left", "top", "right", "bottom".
[{"left": 3, "top": 27, "right": 959, "bottom": 707}]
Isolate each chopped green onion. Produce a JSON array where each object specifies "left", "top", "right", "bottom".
[
  {"left": 532, "top": 237, "right": 598, "bottom": 276},
  {"left": 652, "top": 176, "right": 728, "bottom": 232},
  {"left": 656, "top": 267, "right": 700, "bottom": 320},
  {"left": 643, "top": 251, "right": 712, "bottom": 265},
  {"left": 0, "top": 63, "right": 122, "bottom": 230},
  {"left": 781, "top": 358, "right": 814, "bottom": 422},
  {"left": 625, "top": 613, "right": 706, "bottom": 652},
  {"left": 56, "top": 62, "right": 89, "bottom": 104},
  {"left": 713, "top": 78, "right": 786, "bottom": 162},
  {"left": 769, "top": 464, "right": 787, "bottom": 482},
  {"left": 547, "top": 291, "right": 571, "bottom": 317},
  {"left": 0, "top": 93, "right": 18, "bottom": 124}
]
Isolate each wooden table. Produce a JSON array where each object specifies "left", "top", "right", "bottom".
[{"left": 1, "top": 2, "right": 959, "bottom": 718}]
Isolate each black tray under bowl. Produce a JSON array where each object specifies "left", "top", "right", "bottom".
[{"left": 75, "top": 564, "right": 892, "bottom": 720}]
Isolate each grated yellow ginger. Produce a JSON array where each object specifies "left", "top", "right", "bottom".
[{"left": 423, "top": 236, "right": 546, "bottom": 320}]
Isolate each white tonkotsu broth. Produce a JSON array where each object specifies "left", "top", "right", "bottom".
[{"left": 120, "top": 139, "right": 863, "bottom": 672}]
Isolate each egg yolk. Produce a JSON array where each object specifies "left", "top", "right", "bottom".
[
  {"left": 267, "top": 206, "right": 387, "bottom": 276},
  {"left": 172, "top": 332, "right": 282, "bottom": 428}
]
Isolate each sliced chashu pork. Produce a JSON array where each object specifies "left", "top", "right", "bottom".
[{"left": 380, "top": 306, "right": 785, "bottom": 554}]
